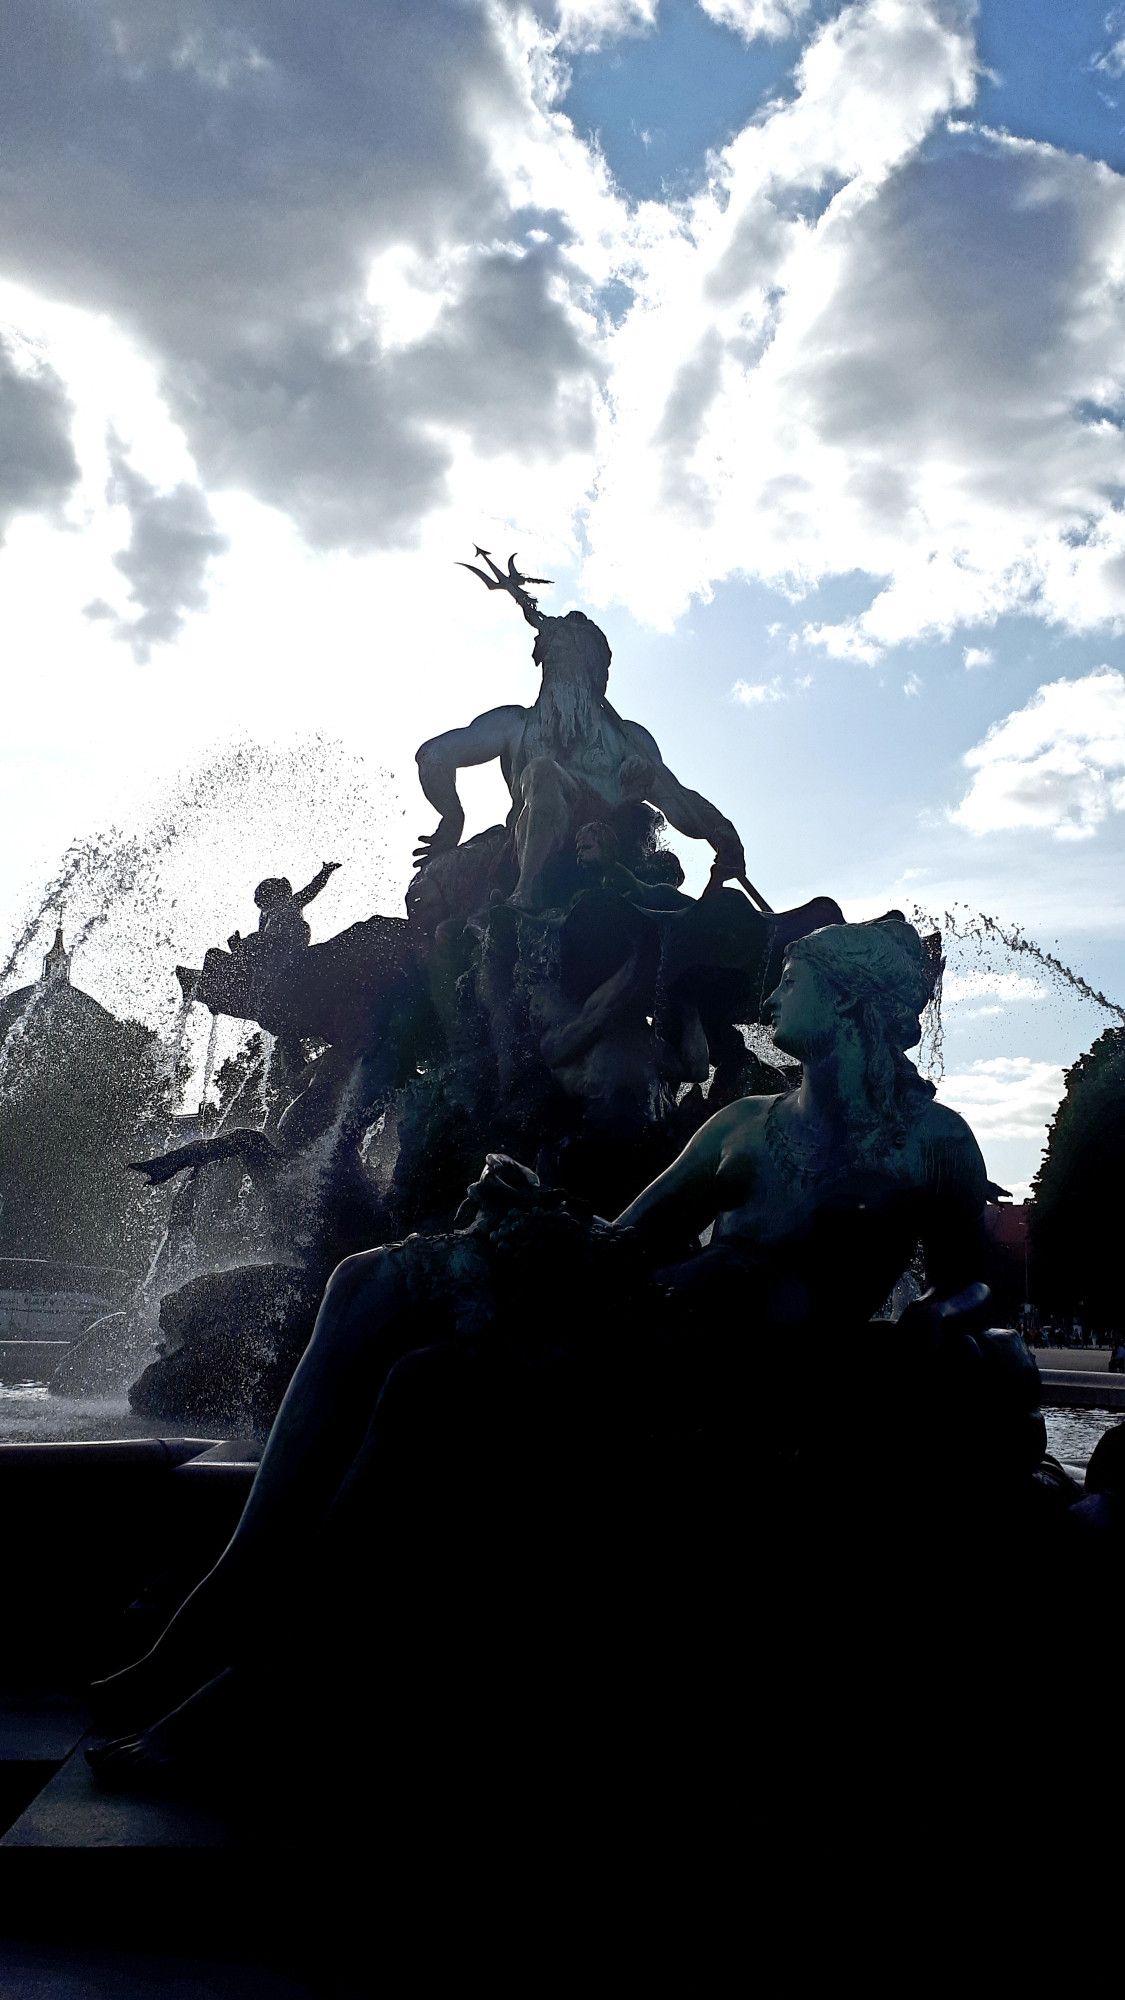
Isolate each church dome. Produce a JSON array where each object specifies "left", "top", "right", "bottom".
[{"left": 0, "top": 928, "right": 116, "bottom": 1044}]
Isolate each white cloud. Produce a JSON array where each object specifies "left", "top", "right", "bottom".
[
  {"left": 938, "top": 1056, "right": 1065, "bottom": 1143},
  {"left": 732, "top": 675, "right": 785, "bottom": 703},
  {"left": 950, "top": 667, "right": 1125, "bottom": 840},
  {"left": 697, "top": 1, "right": 812, "bottom": 44},
  {"left": 571, "top": 1, "right": 1125, "bottom": 654},
  {"left": 5, "top": 0, "right": 1125, "bottom": 683},
  {"left": 552, "top": 1, "right": 658, "bottom": 51},
  {"left": 791, "top": 125, "right": 1125, "bottom": 660},
  {"left": 581, "top": 0, "right": 985, "bottom": 625},
  {"left": 100, "top": 446, "right": 228, "bottom": 661},
  {"left": 1094, "top": 9, "right": 1125, "bottom": 77},
  {"left": 903, "top": 671, "right": 922, "bottom": 697},
  {"left": 549, "top": 0, "right": 808, "bottom": 51},
  {"left": 963, "top": 645, "right": 993, "bottom": 669},
  {"left": 942, "top": 970, "right": 1046, "bottom": 1006},
  {"left": 0, "top": 0, "right": 614, "bottom": 583},
  {"left": 804, "top": 621, "right": 883, "bottom": 665}
]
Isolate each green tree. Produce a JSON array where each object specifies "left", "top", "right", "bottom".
[
  {"left": 0, "top": 996, "right": 180, "bottom": 1276},
  {"left": 1030, "top": 1025, "right": 1125, "bottom": 1327}
]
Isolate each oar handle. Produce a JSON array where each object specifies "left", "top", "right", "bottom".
[
  {"left": 737, "top": 872, "right": 774, "bottom": 916},
  {"left": 703, "top": 858, "right": 775, "bottom": 915}
]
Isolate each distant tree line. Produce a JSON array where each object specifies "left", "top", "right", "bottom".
[
  {"left": 0, "top": 1003, "right": 176, "bottom": 1276},
  {"left": 1031, "top": 1025, "right": 1125, "bottom": 1329}
]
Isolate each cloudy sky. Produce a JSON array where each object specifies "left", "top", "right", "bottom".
[{"left": 3, "top": 0, "right": 1125, "bottom": 1194}]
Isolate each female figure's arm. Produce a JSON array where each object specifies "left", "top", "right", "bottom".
[{"left": 612, "top": 1104, "right": 739, "bottom": 1241}]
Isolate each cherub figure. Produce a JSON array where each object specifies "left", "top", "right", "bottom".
[{"left": 228, "top": 861, "right": 342, "bottom": 961}]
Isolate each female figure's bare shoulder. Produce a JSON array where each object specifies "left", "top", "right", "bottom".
[{"left": 698, "top": 1092, "right": 782, "bottom": 1155}]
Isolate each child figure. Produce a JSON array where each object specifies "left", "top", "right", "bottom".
[{"left": 228, "top": 863, "right": 341, "bottom": 961}]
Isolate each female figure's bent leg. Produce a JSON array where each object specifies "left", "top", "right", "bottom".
[
  {"left": 89, "top": 1342, "right": 498, "bottom": 1797},
  {"left": 93, "top": 1245, "right": 425, "bottom": 1727},
  {"left": 311, "top": 1341, "right": 534, "bottom": 1798}
]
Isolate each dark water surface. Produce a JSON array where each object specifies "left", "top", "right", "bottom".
[
  {"left": 0, "top": 1380, "right": 185, "bottom": 1442},
  {"left": 2, "top": 1380, "right": 1118, "bottom": 1472}
]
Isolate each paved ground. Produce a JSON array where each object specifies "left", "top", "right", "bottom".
[
  {"left": 1036, "top": 1347, "right": 1120, "bottom": 1370},
  {"left": 0, "top": 1942, "right": 325, "bottom": 1998}
]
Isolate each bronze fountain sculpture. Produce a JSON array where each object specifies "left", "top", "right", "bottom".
[
  {"left": 100, "top": 554, "right": 844, "bottom": 1423},
  {"left": 85, "top": 904, "right": 1046, "bottom": 1788},
  {"left": 71, "top": 550, "right": 1084, "bottom": 1806}
]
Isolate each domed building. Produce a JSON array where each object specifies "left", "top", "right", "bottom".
[
  {"left": 0, "top": 924, "right": 116, "bottom": 1044},
  {"left": 0, "top": 926, "right": 169, "bottom": 1277}
]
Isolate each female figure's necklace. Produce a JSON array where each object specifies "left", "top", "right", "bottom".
[{"left": 764, "top": 1094, "right": 833, "bottom": 1192}]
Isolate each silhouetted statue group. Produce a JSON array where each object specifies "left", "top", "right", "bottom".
[
  {"left": 82, "top": 553, "right": 1116, "bottom": 1797},
  {"left": 106, "top": 554, "right": 846, "bottom": 1421}
]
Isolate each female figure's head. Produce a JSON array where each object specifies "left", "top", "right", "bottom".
[{"left": 765, "top": 917, "right": 941, "bottom": 1137}]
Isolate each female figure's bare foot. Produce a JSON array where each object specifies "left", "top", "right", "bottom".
[
  {"left": 86, "top": 1670, "right": 238, "bottom": 1792},
  {"left": 89, "top": 1558, "right": 251, "bottom": 1733},
  {"left": 85, "top": 1725, "right": 182, "bottom": 1791}
]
